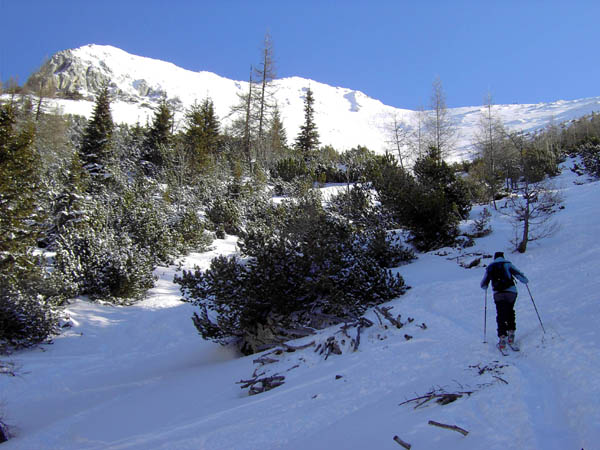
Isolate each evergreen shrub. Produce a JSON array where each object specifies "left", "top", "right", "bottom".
[
  {"left": 372, "top": 150, "right": 472, "bottom": 251},
  {"left": 206, "top": 197, "right": 241, "bottom": 235},
  {"left": 177, "top": 191, "right": 410, "bottom": 354},
  {"left": 0, "top": 265, "right": 58, "bottom": 353},
  {"left": 579, "top": 142, "right": 600, "bottom": 178},
  {"left": 53, "top": 225, "right": 155, "bottom": 302}
]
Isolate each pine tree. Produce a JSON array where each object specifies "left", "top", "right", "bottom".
[
  {"left": 184, "top": 98, "right": 221, "bottom": 173},
  {"left": 266, "top": 104, "right": 287, "bottom": 160},
  {"left": 295, "top": 87, "right": 320, "bottom": 158},
  {"left": 0, "top": 102, "right": 57, "bottom": 351},
  {"left": 49, "top": 152, "right": 88, "bottom": 243},
  {"left": 79, "top": 85, "right": 114, "bottom": 185},
  {"left": 143, "top": 98, "right": 173, "bottom": 172},
  {"left": 0, "top": 102, "right": 41, "bottom": 263}
]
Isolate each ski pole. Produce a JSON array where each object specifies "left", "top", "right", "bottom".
[
  {"left": 525, "top": 284, "right": 546, "bottom": 334},
  {"left": 483, "top": 289, "right": 488, "bottom": 343}
]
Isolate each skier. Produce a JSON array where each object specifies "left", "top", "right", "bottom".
[{"left": 480, "top": 251, "right": 529, "bottom": 352}]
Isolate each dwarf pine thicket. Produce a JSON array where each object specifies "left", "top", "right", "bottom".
[{"left": 2, "top": 80, "right": 600, "bottom": 354}]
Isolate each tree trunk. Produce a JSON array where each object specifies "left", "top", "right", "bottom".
[{"left": 518, "top": 194, "right": 530, "bottom": 253}]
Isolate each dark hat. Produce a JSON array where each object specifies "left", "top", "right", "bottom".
[{"left": 494, "top": 251, "right": 504, "bottom": 259}]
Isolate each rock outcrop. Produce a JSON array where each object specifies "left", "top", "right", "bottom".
[{"left": 26, "top": 49, "right": 111, "bottom": 100}]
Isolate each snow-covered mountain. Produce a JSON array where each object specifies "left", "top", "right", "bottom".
[
  {"left": 28, "top": 44, "right": 600, "bottom": 160},
  {"left": 2, "top": 158, "right": 600, "bottom": 449}
]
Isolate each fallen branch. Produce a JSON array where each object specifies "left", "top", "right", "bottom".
[
  {"left": 428, "top": 420, "right": 469, "bottom": 436},
  {"left": 375, "top": 306, "right": 403, "bottom": 329},
  {"left": 321, "top": 336, "right": 342, "bottom": 360},
  {"left": 492, "top": 375, "right": 508, "bottom": 385},
  {"left": 393, "top": 435, "right": 411, "bottom": 449},
  {"left": 237, "top": 375, "right": 285, "bottom": 395},
  {"left": 0, "top": 362, "right": 18, "bottom": 377},
  {"left": 352, "top": 325, "right": 363, "bottom": 351},
  {"left": 399, "top": 390, "right": 473, "bottom": 409},
  {"left": 253, "top": 356, "right": 278, "bottom": 365},
  {"left": 280, "top": 341, "right": 316, "bottom": 352},
  {"left": 373, "top": 309, "right": 384, "bottom": 326}
]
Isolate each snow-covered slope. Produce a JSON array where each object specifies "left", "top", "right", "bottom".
[
  {"left": 2, "top": 160, "right": 600, "bottom": 449},
  {"left": 28, "top": 44, "right": 600, "bottom": 160}
]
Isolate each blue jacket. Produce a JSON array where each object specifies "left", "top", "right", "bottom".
[{"left": 480, "top": 257, "right": 529, "bottom": 294}]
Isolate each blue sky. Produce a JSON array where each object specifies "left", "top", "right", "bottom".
[{"left": 1, "top": 0, "right": 599, "bottom": 110}]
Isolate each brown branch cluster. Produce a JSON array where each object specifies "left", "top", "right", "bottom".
[
  {"left": 237, "top": 375, "right": 285, "bottom": 396},
  {"left": 253, "top": 341, "right": 316, "bottom": 366},
  {"left": 0, "top": 361, "right": 19, "bottom": 377},
  {"left": 399, "top": 387, "right": 473, "bottom": 409},
  {"left": 374, "top": 306, "right": 413, "bottom": 329}
]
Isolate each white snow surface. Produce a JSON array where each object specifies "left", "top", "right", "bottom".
[
  {"left": 2, "top": 161, "right": 600, "bottom": 449},
  {"left": 28, "top": 44, "right": 600, "bottom": 161}
]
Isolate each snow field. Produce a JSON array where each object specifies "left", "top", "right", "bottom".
[{"left": 1, "top": 160, "right": 600, "bottom": 449}]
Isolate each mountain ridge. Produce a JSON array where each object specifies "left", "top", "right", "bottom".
[{"left": 25, "top": 44, "right": 600, "bottom": 159}]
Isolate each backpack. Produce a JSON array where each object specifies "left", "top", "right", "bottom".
[{"left": 488, "top": 261, "right": 515, "bottom": 292}]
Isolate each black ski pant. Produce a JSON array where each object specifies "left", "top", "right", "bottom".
[{"left": 493, "top": 291, "right": 517, "bottom": 337}]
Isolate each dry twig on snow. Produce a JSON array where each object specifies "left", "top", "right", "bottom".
[
  {"left": 428, "top": 420, "right": 469, "bottom": 436},
  {"left": 393, "top": 435, "right": 412, "bottom": 449}
]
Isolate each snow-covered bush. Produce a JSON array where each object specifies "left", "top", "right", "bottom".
[
  {"left": 171, "top": 208, "right": 213, "bottom": 254},
  {"left": 206, "top": 197, "right": 241, "bottom": 236},
  {"left": 53, "top": 224, "right": 155, "bottom": 302},
  {"left": 0, "top": 290, "right": 57, "bottom": 353},
  {"left": 177, "top": 191, "right": 409, "bottom": 354},
  {"left": 271, "top": 156, "right": 309, "bottom": 182},
  {"left": 579, "top": 142, "right": 600, "bottom": 178},
  {"left": 112, "top": 190, "right": 178, "bottom": 265},
  {"left": 0, "top": 267, "right": 59, "bottom": 353},
  {"left": 468, "top": 208, "right": 493, "bottom": 238},
  {"left": 328, "top": 185, "right": 415, "bottom": 267},
  {"left": 372, "top": 150, "right": 471, "bottom": 251}
]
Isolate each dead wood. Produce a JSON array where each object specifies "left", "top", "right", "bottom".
[
  {"left": 428, "top": 420, "right": 469, "bottom": 436},
  {"left": 352, "top": 325, "right": 362, "bottom": 351},
  {"left": 253, "top": 356, "right": 279, "bottom": 365},
  {"left": 237, "top": 374, "right": 286, "bottom": 395},
  {"left": 373, "top": 308, "right": 384, "bottom": 326},
  {"left": 0, "top": 361, "right": 18, "bottom": 377},
  {"left": 492, "top": 375, "right": 508, "bottom": 384},
  {"left": 281, "top": 341, "right": 315, "bottom": 352},
  {"left": 393, "top": 435, "right": 412, "bottom": 449},
  {"left": 399, "top": 390, "right": 473, "bottom": 409},
  {"left": 375, "top": 306, "right": 403, "bottom": 328},
  {"left": 322, "top": 336, "right": 342, "bottom": 360}
]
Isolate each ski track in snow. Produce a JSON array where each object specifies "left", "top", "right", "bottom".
[{"left": 2, "top": 161, "right": 600, "bottom": 449}]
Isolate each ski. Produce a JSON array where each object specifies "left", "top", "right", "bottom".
[
  {"left": 508, "top": 342, "right": 520, "bottom": 352},
  {"left": 497, "top": 344, "right": 509, "bottom": 356}
]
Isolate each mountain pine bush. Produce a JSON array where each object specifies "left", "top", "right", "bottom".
[
  {"left": 372, "top": 149, "right": 471, "bottom": 251},
  {"left": 0, "top": 283, "right": 58, "bottom": 353},
  {"left": 53, "top": 223, "right": 155, "bottom": 303},
  {"left": 579, "top": 141, "right": 600, "bottom": 178},
  {"left": 177, "top": 191, "right": 410, "bottom": 354}
]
